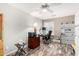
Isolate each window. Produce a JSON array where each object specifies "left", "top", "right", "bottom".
[{"left": 44, "top": 21, "right": 54, "bottom": 35}]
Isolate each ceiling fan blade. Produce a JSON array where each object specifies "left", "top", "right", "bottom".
[{"left": 41, "top": 3, "right": 49, "bottom": 9}]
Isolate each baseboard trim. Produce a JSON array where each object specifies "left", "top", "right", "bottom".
[{"left": 4, "top": 49, "right": 17, "bottom": 56}]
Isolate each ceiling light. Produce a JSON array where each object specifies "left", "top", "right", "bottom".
[{"left": 42, "top": 8, "right": 47, "bottom": 12}]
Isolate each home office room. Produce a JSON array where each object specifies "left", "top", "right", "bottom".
[{"left": 0, "top": 1, "right": 79, "bottom": 57}]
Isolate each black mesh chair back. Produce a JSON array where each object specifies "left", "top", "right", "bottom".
[{"left": 48, "top": 31, "right": 52, "bottom": 39}]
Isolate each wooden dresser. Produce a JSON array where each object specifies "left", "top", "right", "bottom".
[{"left": 28, "top": 36, "right": 40, "bottom": 49}]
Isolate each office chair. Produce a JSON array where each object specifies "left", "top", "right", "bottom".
[{"left": 43, "top": 30, "right": 52, "bottom": 44}]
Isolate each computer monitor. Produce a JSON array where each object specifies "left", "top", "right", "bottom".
[{"left": 28, "top": 32, "right": 36, "bottom": 38}]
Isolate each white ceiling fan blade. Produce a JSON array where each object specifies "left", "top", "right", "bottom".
[{"left": 47, "top": 8, "right": 53, "bottom": 13}]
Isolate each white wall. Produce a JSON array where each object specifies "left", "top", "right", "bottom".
[{"left": 0, "top": 3, "right": 42, "bottom": 55}]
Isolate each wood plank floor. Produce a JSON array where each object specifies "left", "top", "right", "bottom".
[
  {"left": 25, "top": 41, "right": 75, "bottom": 56},
  {"left": 8, "top": 39, "right": 75, "bottom": 56}
]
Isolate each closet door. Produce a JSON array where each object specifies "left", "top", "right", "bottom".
[{"left": 0, "top": 14, "right": 3, "bottom": 56}]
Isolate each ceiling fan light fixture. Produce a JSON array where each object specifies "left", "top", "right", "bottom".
[{"left": 42, "top": 8, "right": 47, "bottom": 12}]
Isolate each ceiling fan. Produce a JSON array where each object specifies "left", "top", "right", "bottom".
[
  {"left": 31, "top": 3, "right": 61, "bottom": 19},
  {"left": 40, "top": 3, "right": 53, "bottom": 13}
]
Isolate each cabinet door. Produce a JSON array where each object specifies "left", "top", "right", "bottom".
[
  {"left": 0, "top": 50, "right": 3, "bottom": 56},
  {"left": 0, "top": 40, "right": 3, "bottom": 56},
  {"left": 0, "top": 40, "right": 3, "bottom": 49},
  {"left": 0, "top": 15, "right": 2, "bottom": 40},
  {"left": 0, "top": 14, "right": 3, "bottom": 56}
]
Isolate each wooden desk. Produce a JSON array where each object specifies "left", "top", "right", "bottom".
[{"left": 28, "top": 36, "right": 40, "bottom": 49}]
